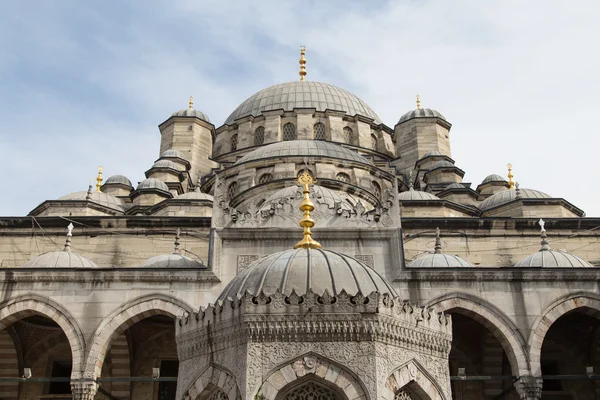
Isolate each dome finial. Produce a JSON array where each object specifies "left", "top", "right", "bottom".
[
  {"left": 538, "top": 218, "right": 550, "bottom": 251},
  {"left": 64, "top": 223, "right": 74, "bottom": 252},
  {"left": 96, "top": 166, "right": 103, "bottom": 192},
  {"left": 507, "top": 163, "right": 515, "bottom": 189},
  {"left": 174, "top": 228, "right": 181, "bottom": 254},
  {"left": 299, "top": 46, "right": 307, "bottom": 81},
  {"left": 189, "top": 96, "right": 194, "bottom": 110},
  {"left": 294, "top": 169, "right": 322, "bottom": 249},
  {"left": 416, "top": 95, "right": 421, "bottom": 110},
  {"left": 434, "top": 227, "right": 442, "bottom": 254}
]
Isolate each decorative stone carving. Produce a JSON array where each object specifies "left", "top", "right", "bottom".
[
  {"left": 355, "top": 255, "right": 374, "bottom": 268},
  {"left": 514, "top": 376, "right": 543, "bottom": 400},
  {"left": 280, "top": 380, "right": 341, "bottom": 400},
  {"left": 70, "top": 381, "right": 98, "bottom": 400},
  {"left": 237, "top": 255, "right": 258, "bottom": 273}
]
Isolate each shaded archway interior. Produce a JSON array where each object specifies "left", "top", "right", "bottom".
[{"left": 275, "top": 376, "right": 348, "bottom": 400}]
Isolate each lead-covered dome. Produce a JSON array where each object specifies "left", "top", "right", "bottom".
[
  {"left": 235, "top": 140, "right": 373, "bottom": 166},
  {"left": 481, "top": 174, "right": 507, "bottom": 184},
  {"left": 398, "top": 189, "right": 439, "bottom": 201},
  {"left": 171, "top": 108, "right": 210, "bottom": 123},
  {"left": 218, "top": 248, "right": 397, "bottom": 301},
  {"left": 398, "top": 108, "right": 446, "bottom": 125},
  {"left": 224, "top": 81, "right": 382, "bottom": 125},
  {"left": 141, "top": 253, "right": 207, "bottom": 268},
  {"left": 105, "top": 175, "right": 133, "bottom": 187},
  {"left": 23, "top": 251, "right": 99, "bottom": 268},
  {"left": 479, "top": 188, "right": 551, "bottom": 211},
  {"left": 58, "top": 191, "right": 125, "bottom": 212}
]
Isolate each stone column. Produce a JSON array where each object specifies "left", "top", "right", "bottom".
[
  {"left": 71, "top": 380, "right": 98, "bottom": 400},
  {"left": 514, "top": 376, "right": 542, "bottom": 400}
]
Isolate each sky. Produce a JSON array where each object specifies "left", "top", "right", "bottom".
[{"left": 1, "top": 0, "right": 599, "bottom": 216}]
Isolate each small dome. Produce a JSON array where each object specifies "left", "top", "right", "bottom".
[
  {"left": 398, "top": 108, "right": 446, "bottom": 125},
  {"left": 218, "top": 248, "right": 397, "bottom": 301},
  {"left": 136, "top": 178, "right": 170, "bottom": 192},
  {"left": 176, "top": 191, "right": 214, "bottom": 201},
  {"left": 481, "top": 174, "right": 507, "bottom": 184},
  {"left": 418, "top": 150, "right": 443, "bottom": 160},
  {"left": 58, "top": 191, "right": 125, "bottom": 212},
  {"left": 398, "top": 189, "right": 440, "bottom": 201},
  {"left": 141, "top": 253, "right": 207, "bottom": 268},
  {"left": 259, "top": 185, "right": 358, "bottom": 213},
  {"left": 225, "top": 81, "right": 381, "bottom": 125},
  {"left": 151, "top": 159, "right": 179, "bottom": 170},
  {"left": 171, "top": 108, "right": 210, "bottom": 123},
  {"left": 407, "top": 253, "right": 474, "bottom": 268},
  {"left": 23, "top": 251, "right": 98, "bottom": 268},
  {"left": 161, "top": 149, "right": 185, "bottom": 159},
  {"left": 445, "top": 183, "right": 465, "bottom": 190},
  {"left": 104, "top": 175, "right": 133, "bottom": 187},
  {"left": 430, "top": 160, "right": 456, "bottom": 170},
  {"left": 479, "top": 188, "right": 551, "bottom": 211},
  {"left": 235, "top": 140, "right": 373, "bottom": 166},
  {"left": 515, "top": 251, "right": 594, "bottom": 268}
]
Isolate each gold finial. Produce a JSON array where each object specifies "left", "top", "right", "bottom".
[
  {"left": 299, "top": 46, "right": 307, "bottom": 81},
  {"left": 96, "top": 166, "right": 103, "bottom": 192},
  {"left": 507, "top": 163, "right": 515, "bottom": 189},
  {"left": 294, "top": 170, "right": 322, "bottom": 249},
  {"left": 416, "top": 95, "right": 421, "bottom": 110},
  {"left": 188, "top": 96, "right": 194, "bottom": 110}
]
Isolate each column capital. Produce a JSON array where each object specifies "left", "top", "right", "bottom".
[
  {"left": 71, "top": 379, "right": 98, "bottom": 400},
  {"left": 514, "top": 376, "right": 542, "bottom": 400}
]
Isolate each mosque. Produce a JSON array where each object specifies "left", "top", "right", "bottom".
[{"left": 0, "top": 47, "right": 599, "bottom": 400}]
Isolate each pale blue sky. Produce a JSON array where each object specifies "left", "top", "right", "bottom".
[{"left": 1, "top": 1, "right": 599, "bottom": 216}]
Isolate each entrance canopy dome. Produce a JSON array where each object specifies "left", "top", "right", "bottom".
[{"left": 224, "top": 81, "right": 382, "bottom": 125}]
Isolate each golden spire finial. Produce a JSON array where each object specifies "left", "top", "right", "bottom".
[
  {"left": 299, "top": 46, "right": 307, "bottom": 81},
  {"left": 507, "top": 163, "right": 515, "bottom": 189},
  {"left": 95, "top": 166, "right": 103, "bottom": 192},
  {"left": 294, "top": 170, "right": 322, "bottom": 249},
  {"left": 416, "top": 95, "right": 421, "bottom": 110},
  {"left": 188, "top": 96, "right": 194, "bottom": 110}
]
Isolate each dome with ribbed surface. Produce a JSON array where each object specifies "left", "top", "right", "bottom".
[
  {"left": 161, "top": 149, "right": 185, "bottom": 159},
  {"left": 482, "top": 174, "right": 507, "bottom": 184},
  {"left": 515, "top": 251, "right": 593, "bottom": 268},
  {"left": 224, "top": 81, "right": 381, "bottom": 125},
  {"left": 141, "top": 253, "right": 207, "bottom": 268},
  {"left": 430, "top": 160, "right": 456, "bottom": 170},
  {"left": 104, "top": 175, "right": 133, "bottom": 187},
  {"left": 408, "top": 253, "right": 473, "bottom": 268},
  {"left": 398, "top": 108, "right": 446, "bottom": 124},
  {"left": 23, "top": 251, "right": 98, "bottom": 268},
  {"left": 58, "top": 191, "right": 125, "bottom": 212},
  {"left": 479, "top": 188, "right": 551, "bottom": 211},
  {"left": 218, "top": 248, "right": 397, "bottom": 301},
  {"left": 235, "top": 140, "right": 373, "bottom": 166},
  {"left": 398, "top": 189, "right": 439, "bottom": 201},
  {"left": 445, "top": 183, "right": 465, "bottom": 190},
  {"left": 152, "top": 160, "right": 179, "bottom": 170},
  {"left": 136, "top": 178, "right": 170, "bottom": 192},
  {"left": 171, "top": 108, "right": 210, "bottom": 123},
  {"left": 176, "top": 192, "right": 214, "bottom": 201}
]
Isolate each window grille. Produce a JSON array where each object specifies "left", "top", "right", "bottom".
[
  {"left": 208, "top": 389, "right": 228, "bottom": 400},
  {"left": 230, "top": 134, "right": 238, "bottom": 152},
  {"left": 343, "top": 127, "right": 353, "bottom": 144},
  {"left": 313, "top": 122, "right": 326, "bottom": 140},
  {"left": 372, "top": 181, "right": 381, "bottom": 199},
  {"left": 336, "top": 173, "right": 350, "bottom": 183},
  {"left": 228, "top": 182, "right": 238, "bottom": 199},
  {"left": 259, "top": 174, "right": 273, "bottom": 184},
  {"left": 283, "top": 123, "right": 297, "bottom": 141},
  {"left": 280, "top": 381, "right": 341, "bottom": 400},
  {"left": 254, "top": 127, "right": 265, "bottom": 146},
  {"left": 394, "top": 390, "right": 414, "bottom": 400}
]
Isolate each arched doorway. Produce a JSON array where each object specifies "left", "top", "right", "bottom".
[{"left": 276, "top": 378, "right": 347, "bottom": 400}]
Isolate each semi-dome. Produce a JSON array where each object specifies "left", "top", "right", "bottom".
[
  {"left": 430, "top": 160, "right": 456, "bottom": 170},
  {"left": 171, "top": 108, "right": 210, "bottom": 123},
  {"left": 151, "top": 159, "right": 179, "bottom": 170},
  {"left": 224, "top": 81, "right": 382, "bottom": 125},
  {"left": 161, "top": 149, "right": 185, "bottom": 159},
  {"left": 445, "top": 183, "right": 465, "bottom": 190},
  {"left": 58, "top": 191, "right": 125, "bottom": 212},
  {"left": 176, "top": 191, "right": 214, "bottom": 201},
  {"left": 398, "top": 189, "right": 439, "bottom": 201},
  {"left": 258, "top": 185, "right": 360, "bottom": 213},
  {"left": 104, "top": 175, "right": 133, "bottom": 187},
  {"left": 481, "top": 174, "right": 507, "bottom": 184},
  {"left": 141, "top": 253, "right": 207, "bottom": 268},
  {"left": 23, "top": 251, "right": 99, "bottom": 268},
  {"left": 136, "top": 178, "right": 170, "bottom": 192},
  {"left": 217, "top": 248, "right": 397, "bottom": 301},
  {"left": 398, "top": 108, "right": 446, "bottom": 125},
  {"left": 479, "top": 188, "right": 551, "bottom": 211},
  {"left": 408, "top": 253, "right": 474, "bottom": 268},
  {"left": 235, "top": 140, "right": 373, "bottom": 166}
]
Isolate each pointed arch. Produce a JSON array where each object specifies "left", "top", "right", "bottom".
[
  {"left": 84, "top": 293, "right": 193, "bottom": 379},
  {"left": 254, "top": 352, "right": 369, "bottom": 400},
  {"left": 386, "top": 359, "right": 447, "bottom": 400},
  {"left": 528, "top": 291, "right": 600, "bottom": 376},
  {"left": 425, "top": 292, "right": 529, "bottom": 376},
  {"left": 0, "top": 294, "right": 85, "bottom": 378},
  {"left": 182, "top": 364, "right": 241, "bottom": 400}
]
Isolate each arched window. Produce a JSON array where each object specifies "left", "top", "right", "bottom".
[
  {"left": 336, "top": 173, "right": 350, "bottom": 183},
  {"left": 394, "top": 389, "right": 414, "bottom": 400},
  {"left": 254, "top": 126, "right": 265, "bottom": 146},
  {"left": 230, "top": 134, "right": 238, "bottom": 152},
  {"left": 227, "top": 182, "right": 238, "bottom": 199},
  {"left": 371, "top": 133, "right": 377, "bottom": 150},
  {"left": 372, "top": 181, "right": 381, "bottom": 199},
  {"left": 313, "top": 122, "right": 326, "bottom": 140},
  {"left": 208, "top": 389, "right": 228, "bottom": 400},
  {"left": 258, "top": 173, "right": 273, "bottom": 184},
  {"left": 283, "top": 123, "right": 297, "bottom": 141},
  {"left": 279, "top": 380, "right": 342, "bottom": 400},
  {"left": 343, "top": 127, "right": 353, "bottom": 144}
]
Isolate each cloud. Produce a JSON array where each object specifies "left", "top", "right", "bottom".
[{"left": 1, "top": 0, "right": 599, "bottom": 216}]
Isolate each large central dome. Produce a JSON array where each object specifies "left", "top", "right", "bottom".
[{"left": 224, "top": 81, "right": 382, "bottom": 125}]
